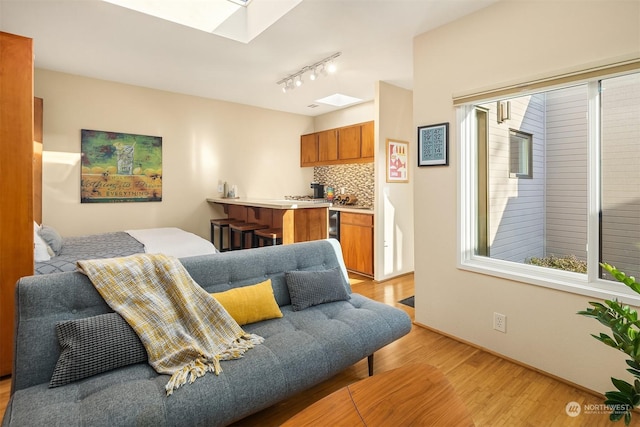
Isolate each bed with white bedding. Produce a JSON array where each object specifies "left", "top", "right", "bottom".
[{"left": 34, "top": 226, "right": 217, "bottom": 275}]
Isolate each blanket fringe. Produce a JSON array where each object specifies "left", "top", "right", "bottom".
[{"left": 165, "top": 333, "right": 265, "bottom": 395}]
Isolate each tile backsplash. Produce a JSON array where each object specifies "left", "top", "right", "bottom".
[{"left": 313, "top": 163, "right": 374, "bottom": 208}]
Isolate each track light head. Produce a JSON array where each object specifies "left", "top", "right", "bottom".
[{"left": 295, "top": 76, "right": 303, "bottom": 87}]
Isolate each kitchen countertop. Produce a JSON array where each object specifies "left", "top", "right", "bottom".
[
  {"left": 330, "top": 206, "right": 374, "bottom": 214},
  {"left": 207, "top": 197, "right": 331, "bottom": 209},
  {"left": 207, "top": 197, "right": 373, "bottom": 214}
]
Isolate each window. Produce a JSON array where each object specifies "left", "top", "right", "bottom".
[
  {"left": 458, "top": 71, "right": 640, "bottom": 302},
  {"left": 509, "top": 130, "right": 532, "bottom": 178}
]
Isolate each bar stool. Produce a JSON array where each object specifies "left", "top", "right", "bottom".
[
  {"left": 229, "top": 222, "right": 269, "bottom": 250},
  {"left": 255, "top": 228, "right": 283, "bottom": 247},
  {"left": 210, "top": 218, "right": 241, "bottom": 252}
]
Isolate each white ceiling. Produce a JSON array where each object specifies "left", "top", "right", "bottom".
[{"left": 0, "top": 0, "right": 496, "bottom": 117}]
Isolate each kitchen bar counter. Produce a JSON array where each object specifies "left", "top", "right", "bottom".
[
  {"left": 207, "top": 197, "right": 328, "bottom": 244},
  {"left": 206, "top": 197, "right": 330, "bottom": 209}
]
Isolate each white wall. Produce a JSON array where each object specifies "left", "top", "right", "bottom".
[
  {"left": 413, "top": 0, "right": 640, "bottom": 394},
  {"left": 36, "top": 69, "right": 314, "bottom": 239},
  {"left": 375, "top": 81, "right": 414, "bottom": 280},
  {"left": 313, "top": 101, "right": 374, "bottom": 131}
]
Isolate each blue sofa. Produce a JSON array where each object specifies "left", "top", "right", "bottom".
[{"left": 2, "top": 239, "right": 411, "bottom": 426}]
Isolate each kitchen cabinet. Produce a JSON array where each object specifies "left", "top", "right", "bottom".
[
  {"left": 361, "top": 121, "right": 375, "bottom": 158},
  {"left": 300, "top": 133, "right": 318, "bottom": 166},
  {"left": 340, "top": 212, "right": 374, "bottom": 277},
  {"left": 318, "top": 129, "right": 338, "bottom": 162},
  {"left": 338, "top": 124, "right": 361, "bottom": 160},
  {"left": 300, "top": 121, "right": 374, "bottom": 167}
]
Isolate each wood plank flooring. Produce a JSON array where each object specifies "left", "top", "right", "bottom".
[{"left": 0, "top": 273, "right": 635, "bottom": 426}]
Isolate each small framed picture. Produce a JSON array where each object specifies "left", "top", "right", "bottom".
[
  {"left": 386, "top": 139, "right": 409, "bottom": 183},
  {"left": 418, "top": 122, "right": 449, "bottom": 166}
]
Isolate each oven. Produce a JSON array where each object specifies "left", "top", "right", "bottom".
[{"left": 328, "top": 209, "right": 340, "bottom": 241}]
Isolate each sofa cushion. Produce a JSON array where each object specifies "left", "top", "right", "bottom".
[
  {"left": 285, "top": 267, "right": 350, "bottom": 311},
  {"left": 50, "top": 312, "right": 147, "bottom": 387},
  {"left": 212, "top": 279, "right": 283, "bottom": 325}
]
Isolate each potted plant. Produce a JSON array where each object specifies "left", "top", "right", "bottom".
[{"left": 578, "top": 263, "right": 640, "bottom": 425}]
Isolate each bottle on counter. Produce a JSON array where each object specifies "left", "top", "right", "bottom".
[
  {"left": 223, "top": 181, "right": 228, "bottom": 198},
  {"left": 326, "top": 187, "right": 334, "bottom": 201}
]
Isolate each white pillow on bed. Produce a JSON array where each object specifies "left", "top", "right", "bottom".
[{"left": 34, "top": 221, "right": 51, "bottom": 262}]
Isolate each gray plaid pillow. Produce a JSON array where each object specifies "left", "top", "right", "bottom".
[
  {"left": 49, "top": 312, "right": 147, "bottom": 388},
  {"left": 285, "top": 267, "right": 350, "bottom": 311}
]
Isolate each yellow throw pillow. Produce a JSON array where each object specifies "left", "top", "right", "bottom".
[{"left": 212, "top": 279, "right": 283, "bottom": 325}]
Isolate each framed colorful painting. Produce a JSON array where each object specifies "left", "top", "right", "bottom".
[
  {"left": 80, "top": 129, "right": 162, "bottom": 203},
  {"left": 386, "top": 139, "right": 409, "bottom": 183}
]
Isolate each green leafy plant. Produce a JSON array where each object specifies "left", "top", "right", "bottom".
[
  {"left": 526, "top": 254, "right": 587, "bottom": 273},
  {"left": 578, "top": 263, "right": 640, "bottom": 425}
]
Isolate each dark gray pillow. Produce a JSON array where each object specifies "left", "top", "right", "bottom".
[
  {"left": 39, "top": 225, "right": 63, "bottom": 255},
  {"left": 285, "top": 267, "right": 350, "bottom": 311},
  {"left": 50, "top": 312, "right": 147, "bottom": 388}
]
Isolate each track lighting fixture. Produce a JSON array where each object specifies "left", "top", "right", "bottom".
[{"left": 276, "top": 52, "right": 341, "bottom": 93}]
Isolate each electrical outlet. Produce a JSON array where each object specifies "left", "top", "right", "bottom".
[
  {"left": 493, "top": 312, "right": 507, "bottom": 333},
  {"left": 217, "top": 184, "right": 224, "bottom": 193}
]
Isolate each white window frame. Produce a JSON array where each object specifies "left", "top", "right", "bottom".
[{"left": 457, "top": 78, "right": 640, "bottom": 305}]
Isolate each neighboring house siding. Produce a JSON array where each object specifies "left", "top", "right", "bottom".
[
  {"left": 487, "top": 95, "right": 546, "bottom": 262},
  {"left": 601, "top": 74, "right": 640, "bottom": 279},
  {"left": 544, "top": 86, "right": 589, "bottom": 261}
]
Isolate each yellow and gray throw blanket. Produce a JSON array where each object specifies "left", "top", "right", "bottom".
[{"left": 77, "top": 253, "right": 263, "bottom": 395}]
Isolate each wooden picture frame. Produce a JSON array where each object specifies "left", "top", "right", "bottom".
[
  {"left": 418, "top": 122, "right": 449, "bottom": 166},
  {"left": 386, "top": 139, "right": 409, "bottom": 183}
]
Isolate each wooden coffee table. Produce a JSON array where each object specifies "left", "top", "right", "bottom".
[{"left": 282, "top": 363, "right": 474, "bottom": 426}]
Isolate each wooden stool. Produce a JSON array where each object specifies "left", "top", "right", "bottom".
[
  {"left": 229, "top": 222, "right": 268, "bottom": 250},
  {"left": 210, "top": 218, "right": 241, "bottom": 252},
  {"left": 255, "top": 228, "right": 283, "bottom": 247}
]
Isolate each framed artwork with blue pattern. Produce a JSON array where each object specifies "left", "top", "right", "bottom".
[{"left": 418, "top": 122, "right": 449, "bottom": 166}]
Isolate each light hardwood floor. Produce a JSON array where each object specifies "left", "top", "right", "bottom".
[{"left": 0, "top": 273, "right": 635, "bottom": 426}]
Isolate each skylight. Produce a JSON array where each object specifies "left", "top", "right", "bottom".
[
  {"left": 315, "top": 93, "right": 363, "bottom": 107},
  {"left": 102, "top": 0, "right": 302, "bottom": 43}
]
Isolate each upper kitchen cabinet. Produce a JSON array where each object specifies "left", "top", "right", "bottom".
[
  {"left": 337, "top": 125, "right": 360, "bottom": 160},
  {"left": 360, "top": 121, "right": 375, "bottom": 158},
  {"left": 300, "top": 133, "right": 319, "bottom": 166},
  {"left": 300, "top": 121, "right": 374, "bottom": 167},
  {"left": 318, "top": 129, "right": 338, "bottom": 162}
]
